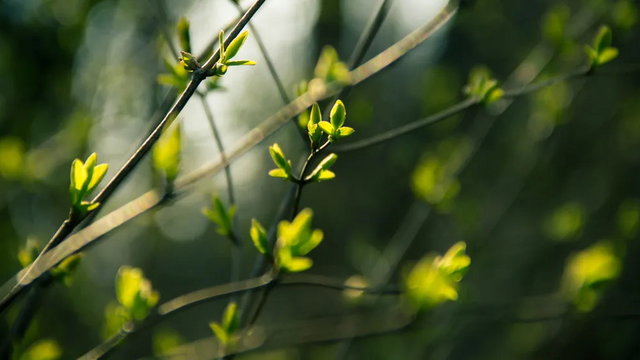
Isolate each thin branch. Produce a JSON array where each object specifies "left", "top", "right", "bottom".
[
  {"left": 79, "top": 273, "right": 401, "bottom": 358},
  {"left": 200, "top": 94, "right": 236, "bottom": 205}
]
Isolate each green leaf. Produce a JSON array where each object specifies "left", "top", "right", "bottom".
[
  {"left": 296, "top": 229, "right": 323, "bottom": 255},
  {"left": 209, "top": 322, "right": 229, "bottom": 345},
  {"left": 335, "top": 126, "right": 355, "bottom": 139},
  {"left": 463, "top": 66, "right": 503, "bottom": 105},
  {"left": 176, "top": 17, "right": 191, "bottom": 53},
  {"left": 50, "top": 253, "right": 83, "bottom": 286},
  {"left": 330, "top": 100, "right": 346, "bottom": 129},
  {"left": 404, "top": 242, "right": 471, "bottom": 311},
  {"left": 225, "top": 60, "right": 256, "bottom": 66},
  {"left": 307, "top": 103, "right": 323, "bottom": 144},
  {"left": 152, "top": 123, "right": 182, "bottom": 182},
  {"left": 202, "top": 194, "right": 235, "bottom": 236},
  {"left": 268, "top": 143, "right": 292, "bottom": 173},
  {"left": 268, "top": 168, "right": 289, "bottom": 179},
  {"left": 115, "top": 266, "right": 158, "bottom": 320},
  {"left": 562, "top": 242, "right": 620, "bottom": 312},
  {"left": 598, "top": 47, "right": 619, "bottom": 65},
  {"left": 593, "top": 25, "right": 612, "bottom": 53},
  {"left": 314, "top": 46, "right": 351, "bottom": 84},
  {"left": 317, "top": 170, "right": 335, "bottom": 181},
  {"left": 318, "top": 121, "right": 334, "bottom": 136},
  {"left": 19, "top": 339, "right": 62, "bottom": 360},
  {"left": 250, "top": 219, "right": 269, "bottom": 255},
  {"left": 88, "top": 163, "right": 109, "bottom": 192},
  {"left": 70, "top": 159, "right": 86, "bottom": 194},
  {"left": 224, "top": 31, "right": 250, "bottom": 61},
  {"left": 307, "top": 153, "right": 338, "bottom": 181},
  {"left": 274, "top": 208, "right": 324, "bottom": 272},
  {"left": 222, "top": 302, "right": 239, "bottom": 334},
  {"left": 218, "top": 30, "right": 226, "bottom": 61}
]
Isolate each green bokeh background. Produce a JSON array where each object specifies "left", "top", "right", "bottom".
[{"left": 1, "top": 0, "right": 639, "bottom": 358}]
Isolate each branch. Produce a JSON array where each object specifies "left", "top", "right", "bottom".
[
  {"left": 333, "top": 68, "right": 591, "bottom": 153},
  {"left": 78, "top": 273, "right": 401, "bottom": 358}
]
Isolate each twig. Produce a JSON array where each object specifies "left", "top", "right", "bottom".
[
  {"left": 200, "top": 94, "right": 236, "bottom": 205},
  {"left": 78, "top": 273, "right": 400, "bottom": 359}
]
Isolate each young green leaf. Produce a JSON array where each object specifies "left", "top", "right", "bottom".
[
  {"left": 318, "top": 121, "right": 334, "bottom": 136},
  {"left": 330, "top": 100, "right": 346, "bottom": 129},
  {"left": 176, "top": 17, "right": 191, "bottom": 53},
  {"left": 210, "top": 301, "right": 240, "bottom": 347},
  {"left": 202, "top": 194, "right": 236, "bottom": 237},
  {"left": 404, "top": 241, "right": 470, "bottom": 311},
  {"left": 250, "top": 218, "right": 269, "bottom": 255},
  {"left": 152, "top": 123, "right": 182, "bottom": 183},
  {"left": 274, "top": 208, "right": 324, "bottom": 272},
  {"left": 463, "top": 67, "right": 503, "bottom": 105},
  {"left": 218, "top": 30, "right": 226, "bottom": 61},
  {"left": 115, "top": 266, "right": 159, "bottom": 321},
  {"left": 307, "top": 104, "right": 323, "bottom": 144},
  {"left": 69, "top": 153, "right": 109, "bottom": 215},
  {"left": 586, "top": 25, "right": 619, "bottom": 68},
  {"left": 268, "top": 143, "right": 293, "bottom": 179},
  {"left": 335, "top": 126, "right": 355, "bottom": 139},
  {"left": 224, "top": 31, "right": 249, "bottom": 61},
  {"left": 562, "top": 241, "right": 620, "bottom": 312},
  {"left": 306, "top": 153, "right": 338, "bottom": 182},
  {"left": 226, "top": 60, "right": 256, "bottom": 66}
]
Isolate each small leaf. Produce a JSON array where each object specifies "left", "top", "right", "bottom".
[
  {"left": 268, "top": 143, "right": 291, "bottom": 173},
  {"left": 593, "top": 25, "right": 612, "bottom": 53},
  {"left": 202, "top": 194, "right": 235, "bottom": 236},
  {"left": 283, "top": 256, "right": 313, "bottom": 272},
  {"left": 317, "top": 170, "right": 335, "bottom": 181},
  {"left": 152, "top": 124, "right": 182, "bottom": 182},
  {"left": 318, "top": 121, "right": 334, "bottom": 136},
  {"left": 225, "top": 60, "right": 256, "bottom": 66},
  {"left": 176, "top": 17, "right": 191, "bottom": 53},
  {"left": 598, "top": 47, "right": 619, "bottom": 65},
  {"left": 222, "top": 302, "right": 239, "bottom": 334},
  {"left": 250, "top": 219, "right": 269, "bottom": 255},
  {"left": 335, "top": 126, "right": 355, "bottom": 138},
  {"left": 224, "top": 31, "right": 250, "bottom": 61},
  {"left": 209, "top": 322, "right": 228, "bottom": 345},
  {"left": 218, "top": 30, "right": 226, "bottom": 61},
  {"left": 296, "top": 229, "right": 323, "bottom": 255},
  {"left": 70, "top": 159, "right": 86, "bottom": 194},
  {"left": 88, "top": 163, "right": 109, "bottom": 192},
  {"left": 268, "top": 168, "right": 289, "bottom": 179},
  {"left": 330, "top": 100, "right": 346, "bottom": 129},
  {"left": 307, "top": 153, "right": 338, "bottom": 181}
]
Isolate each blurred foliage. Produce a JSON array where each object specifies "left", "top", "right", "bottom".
[{"left": 1, "top": 0, "right": 639, "bottom": 359}]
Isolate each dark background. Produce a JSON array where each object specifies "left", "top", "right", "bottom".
[{"left": 1, "top": 0, "right": 639, "bottom": 358}]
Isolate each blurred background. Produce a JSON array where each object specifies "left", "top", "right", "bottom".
[{"left": 1, "top": 0, "right": 639, "bottom": 358}]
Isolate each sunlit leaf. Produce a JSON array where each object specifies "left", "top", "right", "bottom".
[
  {"left": 250, "top": 219, "right": 269, "bottom": 255},
  {"left": 562, "top": 242, "right": 620, "bottom": 312},
  {"left": 330, "top": 100, "right": 346, "bottom": 129},
  {"left": 224, "top": 31, "right": 249, "bottom": 61},
  {"left": 19, "top": 339, "right": 62, "bottom": 360},
  {"left": 153, "top": 123, "right": 182, "bottom": 182},
  {"left": 176, "top": 17, "right": 191, "bottom": 53}
]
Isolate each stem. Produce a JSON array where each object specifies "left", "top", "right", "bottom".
[
  {"left": 79, "top": 273, "right": 399, "bottom": 358},
  {"left": 200, "top": 94, "right": 236, "bottom": 205}
]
